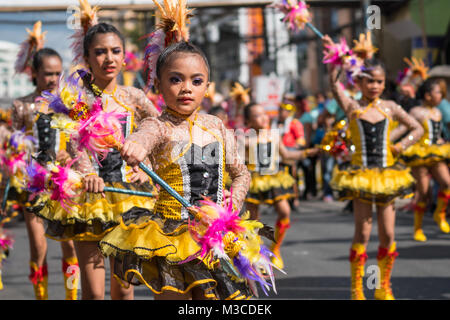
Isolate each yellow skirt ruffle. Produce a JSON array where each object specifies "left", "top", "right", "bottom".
[
  {"left": 330, "top": 163, "right": 415, "bottom": 204},
  {"left": 245, "top": 168, "right": 296, "bottom": 205},
  {"left": 99, "top": 208, "right": 252, "bottom": 300},
  {"left": 33, "top": 181, "right": 156, "bottom": 241},
  {"left": 401, "top": 143, "right": 450, "bottom": 167}
]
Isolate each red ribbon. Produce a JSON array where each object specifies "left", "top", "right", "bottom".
[{"left": 29, "top": 264, "right": 48, "bottom": 285}]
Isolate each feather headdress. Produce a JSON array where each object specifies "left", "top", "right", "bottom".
[
  {"left": 143, "top": 0, "right": 194, "bottom": 91},
  {"left": 352, "top": 31, "right": 378, "bottom": 60},
  {"left": 229, "top": 82, "right": 251, "bottom": 106},
  {"left": 69, "top": 0, "right": 100, "bottom": 65},
  {"left": 14, "top": 21, "right": 47, "bottom": 75}
]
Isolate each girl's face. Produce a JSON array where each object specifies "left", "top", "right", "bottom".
[
  {"left": 359, "top": 67, "right": 385, "bottom": 101},
  {"left": 85, "top": 33, "right": 124, "bottom": 84},
  {"left": 155, "top": 53, "right": 209, "bottom": 115},
  {"left": 248, "top": 104, "right": 269, "bottom": 130},
  {"left": 425, "top": 84, "right": 443, "bottom": 107},
  {"left": 33, "top": 56, "right": 62, "bottom": 93}
]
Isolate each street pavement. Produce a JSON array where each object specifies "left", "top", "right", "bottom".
[{"left": 0, "top": 199, "right": 449, "bottom": 300}]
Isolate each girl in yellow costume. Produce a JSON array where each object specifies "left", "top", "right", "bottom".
[
  {"left": 9, "top": 21, "right": 80, "bottom": 300},
  {"left": 34, "top": 19, "right": 159, "bottom": 300},
  {"left": 98, "top": 35, "right": 260, "bottom": 299},
  {"left": 395, "top": 79, "right": 450, "bottom": 241},
  {"left": 322, "top": 35, "right": 424, "bottom": 300},
  {"left": 243, "top": 102, "right": 316, "bottom": 270}
]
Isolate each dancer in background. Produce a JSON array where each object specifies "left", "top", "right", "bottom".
[
  {"left": 396, "top": 79, "right": 450, "bottom": 241},
  {"left": 10, "top": 21, "right": 79, "bottom": 300},
  {"left": 323, "top": 35, "right": 424, "bottom": 300},
  {"left": 244, "top": 102, "right": 317, "bottom": 269}
]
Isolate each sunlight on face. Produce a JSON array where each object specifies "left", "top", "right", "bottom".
[
  {"left": 248, "top": 104, "right": 270, "bottom": 130},
  {"left": 359, "top": 67, "right": 385, "bottom": 101},
  {"left": 85, "top": 33, "right": 124, "bottom": 84},
  {"left": 156, "top": 52, "right": 209, "bottom": 115}
]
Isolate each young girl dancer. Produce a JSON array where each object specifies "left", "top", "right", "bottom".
[
  {"left": 35, "top": 22, "right": 159, "bottom": 300},
  {"left": 10, "top": 21, "right": 79, "bottom": 300},
  {"left": 323, "top": 35, "right": 424, "bottom": 300},
  {"left": 244, "top": 102, "right": 316, "bottom": 269},
  {"left": 98, "top": 39, "right": 260, "bottom": 300},
  {"left": 397, "top": 79, "right": 450, "bottom": 241}
]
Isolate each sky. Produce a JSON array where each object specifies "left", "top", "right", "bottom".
[{"left": 0, "top": 11, "right": 78, "bottom": 68}]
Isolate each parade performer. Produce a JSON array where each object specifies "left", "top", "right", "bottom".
[
  {"left": 98, "top": 0, "right": 279, "bottom": 299},
  {"left": 395, "top": 79, "right": 450, "bottom": 241},
  {"left": 271, "top": 97, "right": 305, "bottom": 208},
  {"left": 10, "top": 21, "right": 80, "bottom": 300},
  {"left": 33, "top": 0, "right": 159, "bottom": 300},
  {"left": 244, "top": 102, "right": 317, "bottom": 269},
  {"left": 323, "top": 35, "right": 424, "bottom": 300}
]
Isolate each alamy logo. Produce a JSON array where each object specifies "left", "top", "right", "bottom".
[
  {"left": 366, "top": 5, "right": 381, "bottom": 30},
  {"left": 366, "top": 265, "right": 381, "bottom": 289}
]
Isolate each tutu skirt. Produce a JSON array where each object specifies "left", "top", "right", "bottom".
[
  {"left": 330, "top": 162, "right": 415, "bottom": 205},
  {"left": 32, "top": 181, "right": 156, "bottom": 241},
  {"left": 99, "top": 207, "right": 252, "bottom": 300},
  {"left": 401, "top": 143, "right": 450, "bottom": 167},
  {"left": 245, "top": 168, "right": 296, "bottom": 205}
]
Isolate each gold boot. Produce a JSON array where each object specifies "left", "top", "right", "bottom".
[
  {"left": 433, "top": 190, "right": 450, "bottom": 234},
  {"left": 413, "top": 202, "right": 427, "bottom": 242},
  {"left": 349, "top": 243, "right": 367, "bottom": 300},
  {"left": 0, "top": 270, "right": 3, "bottom": 290},
  {"left": 270, "top": 218, "right": 290, "bottom": 270},
  {"left": 29, "top": 261, "right": 48, "bottom": 300},
  {"left": 62, "top": 257, "right": 79, "bottom": 300},
  {"left": 374, "top": 242, "right": 398, "bottom": 300}
]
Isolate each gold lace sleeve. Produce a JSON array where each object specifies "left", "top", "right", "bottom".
[
  {"left": 132, "top": 88, "right": 160, "bottom": 122},
  {"left": 11, "top": 100, "right": 26, "bottom": 131},
  {"left": 220, "top": 119, "right": 250, "bottom": 211},
  {"left": 329, "top": 73, "right": 359, "bottom": 116},
  {"left": 391, "top": 103, "right": 424, "bottom": 150},
  {"left": 126, "top": 117, "right": 169, "bottom": 158}
]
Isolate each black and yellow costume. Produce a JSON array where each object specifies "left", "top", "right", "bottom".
[
  {"left": 34, "top": 86, "right": 158, "bottom": 242},
  {"left": 401, "top": 118, "right": 450, "bottom": 167},
  {"left": 98, "top": 110, "right": 252, "bottom": 299},
  {"left": 331, "top": 101, "right": 415, "bottom": 204},
  {"left": 245, "top": 141, "right": 296, "bottom": 205}
]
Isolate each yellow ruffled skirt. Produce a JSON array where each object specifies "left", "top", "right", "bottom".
[
  {"left": 99, "top": 208, "right": 252, "bottom": 300},
  {"left": 330, "top": 163, "right": 415, "bottom": 205},
  {"left": 245, "top": 168, "right": 296, "bottom": 205},
  {"left": 401, "top": 143, "right": 450, "bottom": 167},
  {"left": 32, "top": 181, "right": 156, "bottom": 242}
]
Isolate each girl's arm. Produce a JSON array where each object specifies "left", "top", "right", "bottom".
[
  {"left": 390, "top": 103, "right": 424, "bottom": 154},
  {"left": 279, "top": 144, "right": 318, "bottom": 161},
  {"left": 11, "top": 100, "right": 25, "bottom": 131},
  {"left": 66, "top": 134, "right": 104, "bottom": 192},
  {"left": 121, "top": 117, "right": 168, "bottom": 168},
  {"left": 222, "top": 121, "right": 250, "bottom": 211}
]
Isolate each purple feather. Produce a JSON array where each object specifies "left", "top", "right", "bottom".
[{"left": 233, "top": 253, "right": 271, "bottom": 296}]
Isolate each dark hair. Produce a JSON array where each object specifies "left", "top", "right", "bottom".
[
  {"left": 83, "top": 23, "right": 125, "bottom": 58},
  {"left": 209, "top": 106, "right": 226, "bottom": 116},
  {"left": 156, "top": 41, "right": 210, "bottom": 80},
  {"left": 417, "top": 78, "right": 440, "bottom": 101},
  {"left": 360, "top": 58, "right": 386, "bottom": 78},
  {"left": 31, "top": 48, "right": 62, "bottom": 86},
  {"left": 243, "top": 102, "right": 260, "bottom": 122}
]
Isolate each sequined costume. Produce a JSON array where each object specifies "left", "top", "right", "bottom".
[
  {"left": 330, "top": 98, "right": 423, "bottom": 205},
  {"left": 245, "top": 138, "right": 296, "bottom": 205},
  {"left": 399, "top": 106, "right": 450, "bottom": 167},
  {"left": 34, "top": 85, "right": 159, "bottom": 241},
  {"left": 7, "top": 92, "right": 42, "bottom": 211},
  {"left": 99, "top": 108, "right": 253, "bottom": 299}
]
